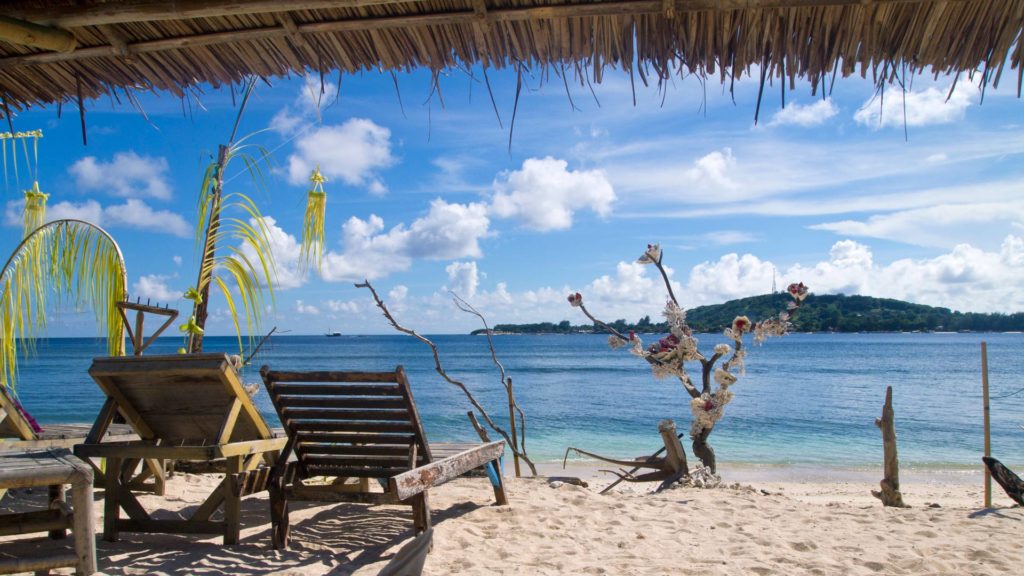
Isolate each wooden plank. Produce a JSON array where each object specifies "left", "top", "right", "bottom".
[
  {"left": 304, "top": 465, "right": 408, "bottom": 478},
  {"left": 0, "top": 553, "right": 78, "bottom": 574},
  {"left": 115, "top": 518, "right": 224, "bottom": 535},
  {"left": 287, "top": 485, "right": 400, "bottom": 504},
  {"left": 395, "top": 367, "right": 433, "bottom": 464},
  {"left": 282, "top": 408, "right": 410, "bottom": 421},
  {"left": 296, "top": 432, "right": 417, "bottom": 444},
  {"left": 389, "top": 441, "right": 505, "bottom": 501},
  {"left": 290, "top": 421, "right": 415, "bottom": 433},
  {"left": 301, "top": 455, "right": 410, "bottom": 468},
  {"left": 0, "top": 509, "right": 69, "bottom": 537},
  {"left": 270, "top": 383, "right": 403, "bottom": 396},
  {"left": 217, "top": 397, "right": 243, "bottom": 445},
  {"left": 277, "top": 396, "right": 407, "bottom": 409},
  {"left": 265, "top": 370, "right": 401, "bottom": 384},
  {"left": 298, "top": 444, "right": 415, "bottom": 456},
  {"left": 76, "top": 441, "right": 219, "bottom": 460}
]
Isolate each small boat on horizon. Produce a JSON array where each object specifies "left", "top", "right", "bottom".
[{"left": 325, "top": 330, "right": 341, "bottom": 337}]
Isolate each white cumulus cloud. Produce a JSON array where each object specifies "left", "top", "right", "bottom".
[
  {"left": 4, "top": 198, "right": 188, "bottom": 237},
  {"left": 320, "top": 199, "right": 490, "bottom": 282},
  {"left": 854, "top": 83, "right": 977, "bottom": 129},
  {"left": 490, "top": 157, "right": 615, "bottom": 231},
  {"left": 768, "top": 99, "right": 838, "bottom": 127},
  {"left": 132, "top": 274, "right": 179, "bottom": 302},
  {"left": 295, "top": 300, "right": 320, "bottom": 315},
  {"left": 69, "top": 151, "right": 173, "bottom": 200},
  {"left": 445, "top": 261, "right": 480, "bottom": 298},
  {"left": 286, "top": 118, "right": 394, "bottom": 194}
]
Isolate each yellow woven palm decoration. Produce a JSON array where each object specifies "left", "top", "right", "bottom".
[
  {"left": 23, "top": 181, "right": 48, "bottom": 237},
  {"left": 299, "top": 165, "right": 327, "bottom": 272}
]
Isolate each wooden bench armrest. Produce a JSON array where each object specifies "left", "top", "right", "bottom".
[{"left": 388, "top": 440, "right": 504, "bottom": 501}]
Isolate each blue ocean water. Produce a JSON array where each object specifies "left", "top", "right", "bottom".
[{"left": 8, "top": 332, "right": 1024, "bottom": 469}]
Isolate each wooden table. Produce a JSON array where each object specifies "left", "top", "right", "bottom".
[{"left": 0, "top": 449, "right": 96, "bottom": 575}]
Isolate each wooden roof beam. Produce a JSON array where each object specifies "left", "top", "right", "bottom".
[
  {"left": 6, "top": 0, "right": 958, "bottom": 29},
  {"left": 6, "top": 1, "right": 419, "bottom": 29},
  {"left": 0, "top": 16, "right": 76, "bottom": 52}
]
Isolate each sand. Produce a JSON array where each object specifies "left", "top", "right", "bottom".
[{"left": 0, "top": 463, "right": 1021, "bottom": 575}]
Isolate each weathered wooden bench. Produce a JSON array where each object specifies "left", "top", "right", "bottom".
[
  {"left": 258, "top": 366, "right": 507, "bottom": 549},
  {"left": 0, "top": 448, "right": 96, "bottom": 575}
]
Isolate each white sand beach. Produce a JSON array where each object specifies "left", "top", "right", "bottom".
[{"left": 1, "top": 463, "right": 1021, "bottom": 575}]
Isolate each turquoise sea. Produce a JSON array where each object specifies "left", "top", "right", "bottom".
[{"left": 8, "top": 332, "right": 1024, "bottom": 471}]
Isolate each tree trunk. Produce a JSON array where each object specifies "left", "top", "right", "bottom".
[
  {"left": 188, "top": 144, "right": 227, "bottom": 353},
  {"left": 692, "top": 426, "right": 716, "bottom": 473}
]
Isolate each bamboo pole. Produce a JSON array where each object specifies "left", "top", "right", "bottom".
[
  {"left": 506, "top": 376, "right": 521, "bottom": 477},
  {"left": 982, "top": 341, "right": 991, "bottom": 508}
]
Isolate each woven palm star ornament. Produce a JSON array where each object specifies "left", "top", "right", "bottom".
[{"left": 300, "top": 164, "right": 327, "bottom": 272}]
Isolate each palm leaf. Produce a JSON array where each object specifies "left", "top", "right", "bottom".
[
  {"left": 299, "top": 166, "right": 328, "bottom": 272},
  {"left": 0, "top": 219, "right": 127, "bottom": 390}
]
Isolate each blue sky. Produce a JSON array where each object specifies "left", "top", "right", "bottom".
[{"left": 3, "top": 63, "right": 1023, "bottom": 337}]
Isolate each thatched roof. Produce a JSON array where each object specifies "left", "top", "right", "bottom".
[{"left": 1, "top": 0, "right": 1022, "bottom": 115}]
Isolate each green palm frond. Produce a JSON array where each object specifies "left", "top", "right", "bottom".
[
  {"left": 0, "top": 219, "right": 127, "bottom": 390},
  {"left": 189, "top": 141, "right": 277, "bottom": 354}
]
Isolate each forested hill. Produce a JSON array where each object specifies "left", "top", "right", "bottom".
[{"left": 473, "top": 294, "right": 1024, "bottom": 335}]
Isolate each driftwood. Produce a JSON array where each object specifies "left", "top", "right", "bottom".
[
  {"left": 871, "top": 386, "right": 908, "bottom": 508},
  {"left": 565, "top": 419, "right": 689, "bottom": 492},
  {"left": 982, "top": 456, "right": 1024, "bottom": 507}
]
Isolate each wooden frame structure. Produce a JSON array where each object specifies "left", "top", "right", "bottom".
[
  {"left": 260, "top": 365, "right": 506, "bottom": 550},
  {"left": 74, "top": 353, "right": 286, "bottom": 545}
]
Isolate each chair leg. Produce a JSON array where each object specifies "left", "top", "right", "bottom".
[
  {"left": 410, "top": 491, "right": 431, "bottom": 537},
  {"left": 223, "top": 455, "right": 242, "bottom": 545},
  {"left": 484, "top": 458, "right": 508, "bottom": 506},
  {"left": 269, "top": 481, "right": 290, "bottom": 549},
  {"left": 103, "top": 457, "right": 122, "bottom": 542}
]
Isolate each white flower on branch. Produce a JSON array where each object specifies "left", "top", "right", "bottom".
[
  {"left": 636, "top": 243, "right": 662, "bottom": 265},
  {"left": 714, "top": 343, "right": 730, "bottom": 356},
  {"left": 714, "top": 368, "right": 737, "bottom": 387},
  {"left": 608, "top": 335, "right": 627, "bottom": 349}
]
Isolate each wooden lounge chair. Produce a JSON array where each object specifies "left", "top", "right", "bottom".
[
  {"left": 74, "top": 353, "right": 286, "bottom": 545},
  {"left": 259, "top": 365, "right": 507, "bottom": 549}
]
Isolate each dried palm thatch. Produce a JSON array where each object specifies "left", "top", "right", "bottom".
[{"left": 0, "top": 0, "right": 1021, "bottom": 116}]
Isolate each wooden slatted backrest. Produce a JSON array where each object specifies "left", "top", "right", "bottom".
[
  {"left": 0, "top": 385, "right": 37, "bottom": 441},
  {"left": 88, "top": 353, "right": 274, "bottom": 444},
  {"left": 261, "top": 366, "right": 433, "bottom": 480}
]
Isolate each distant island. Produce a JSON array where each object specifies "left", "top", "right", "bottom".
[{"left": 471, "top": 293, "right": 1024, "bottom": 335}]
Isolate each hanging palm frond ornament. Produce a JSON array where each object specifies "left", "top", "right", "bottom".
[
  {"left": 1, "top": 129, "right": 43, "bottom": 192},
  {"left": 0, "top": 219, "right": 127, "bottom": 390},
  {"left": 299, "top": 165, "right": 327, "bottom": 272},
  {"left": 23, "top": 181, "right": 48, "bottom": 237}
]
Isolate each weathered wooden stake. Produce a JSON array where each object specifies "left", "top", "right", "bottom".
[
  {"left": 871, "top": 386, "right": 908, "bottom": 507},
  {"left": 982, "top": 341, "right": 991, "bottom": 508},
  {"left": 507, "top": 376, "right": 521, "bottom": 478}
]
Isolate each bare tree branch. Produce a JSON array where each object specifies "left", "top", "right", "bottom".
[{"left": 358, "top": 280, "right": 537, "bottom": 476}]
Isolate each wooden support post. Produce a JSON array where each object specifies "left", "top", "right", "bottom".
[
  {"left": 70, "top": 466, "right": 97, "bottom": 575},
  {"left": 0, "top": 15, "right": 76, "bottom": 52},
  {"left": 871, "top": 386, "right": 908, "bottom": 508},
  {"left": 47, "top": 484, "right": 67, "bottom": 540},
  {"left": 982, "top": 341, "right": 992, "bottom": 508},
  {"left": 506, "top": 376, "right": 521, "bottom": 478},
  {"left": 223, "top": 455, "right": 243, "bottom": 545},
  {"left": 104, "top": 456, "right": 122, "bottom": 542}
]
